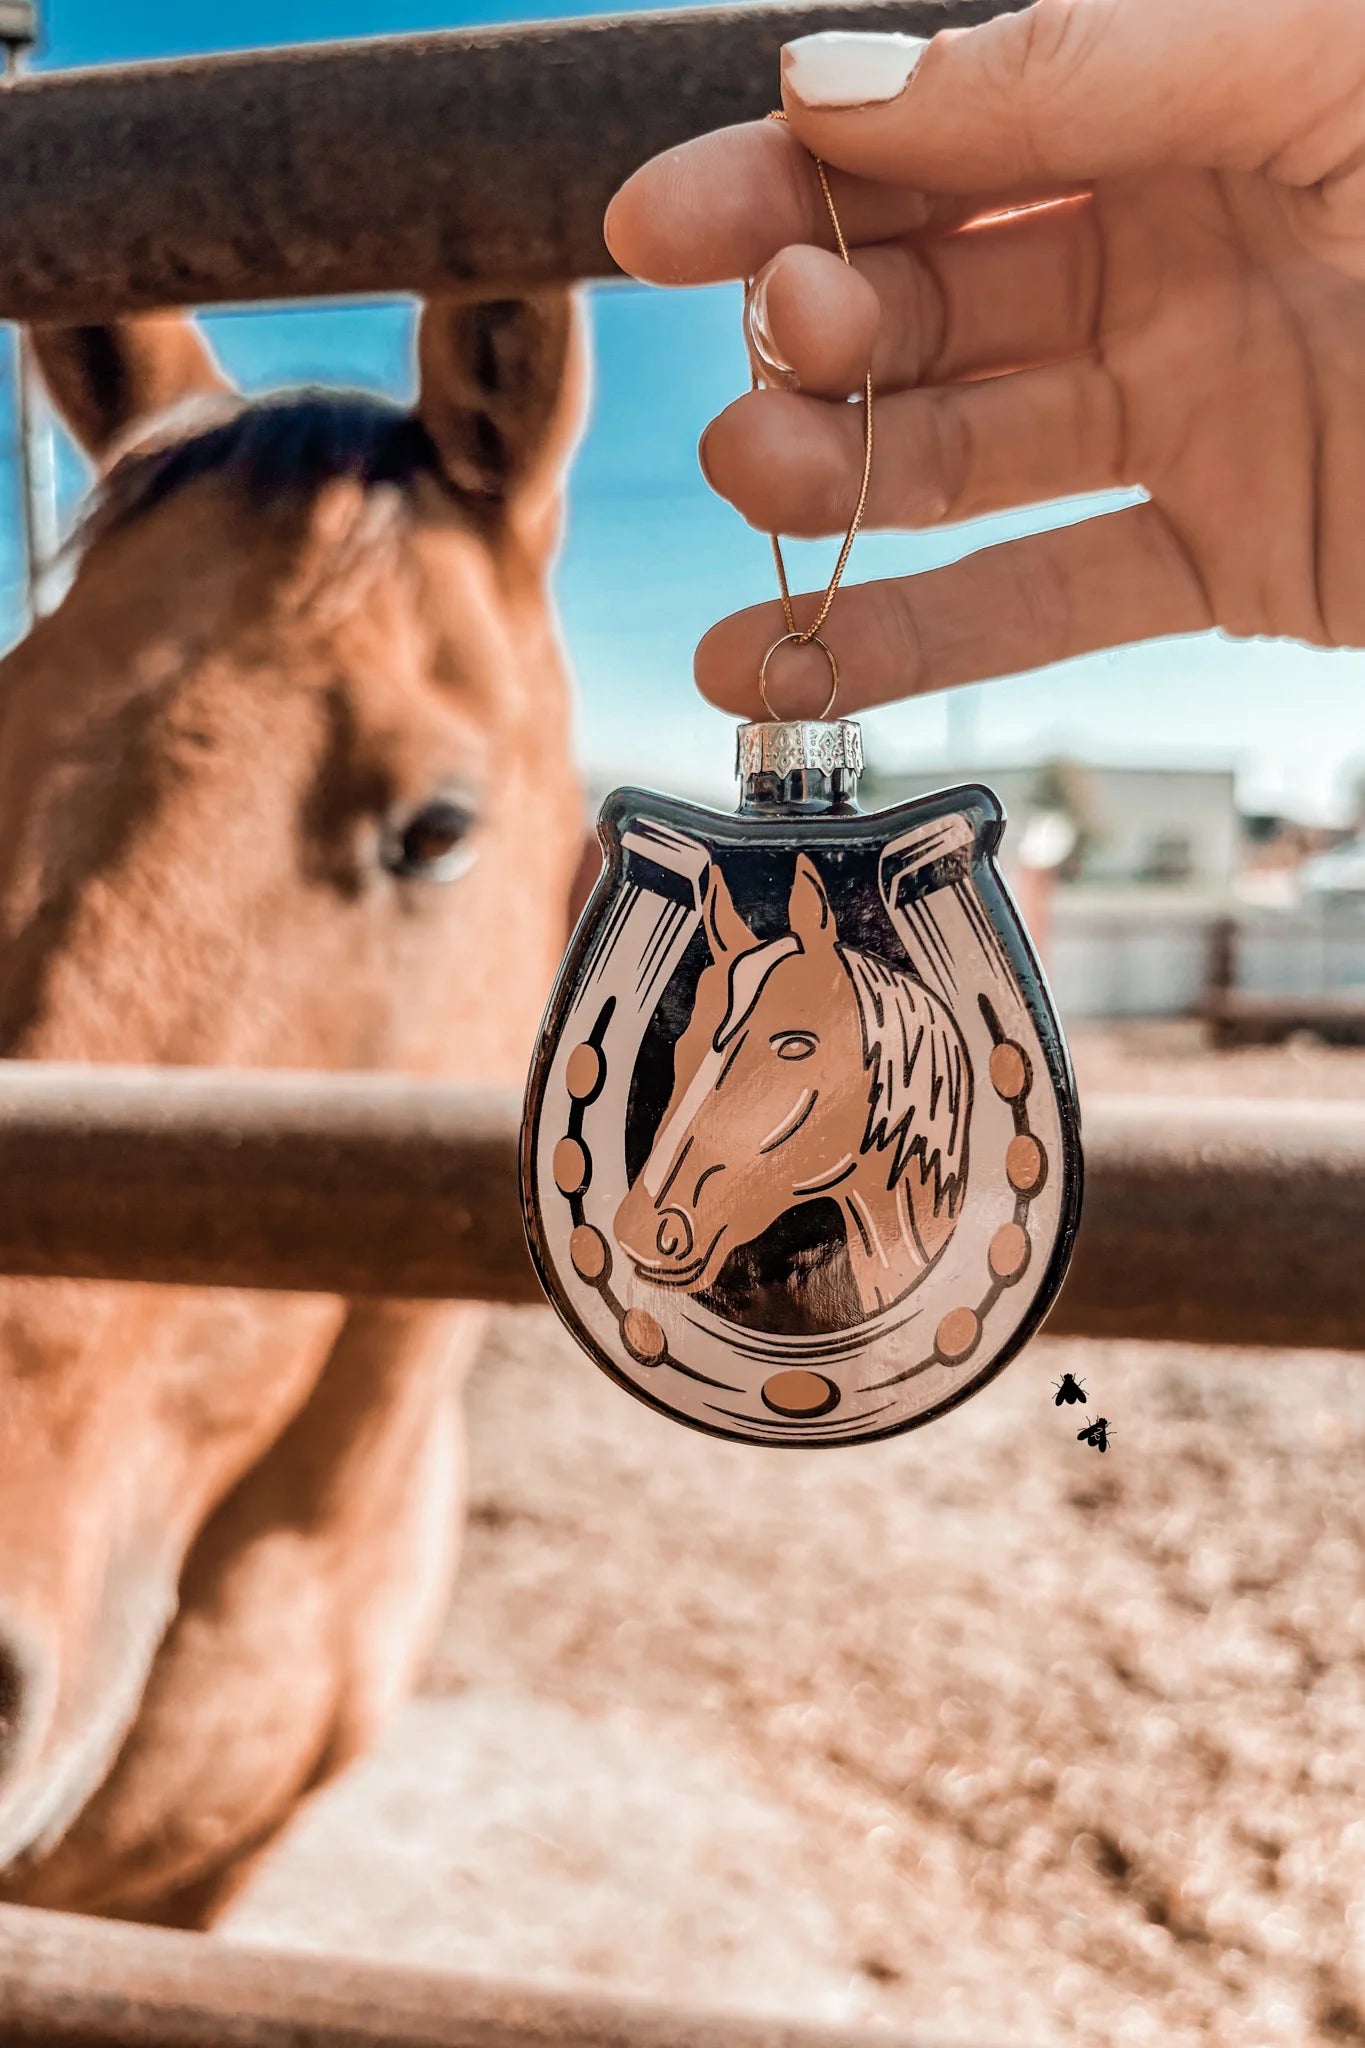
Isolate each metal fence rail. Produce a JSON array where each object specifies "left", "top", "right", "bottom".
[
  {"left": 0, "top": 0, "right": 1024, "bottom": 324},
  {"left": 0, "top": 1063, "right": 1358, "bottom": 1350},
  {"left": 0, "top": 1902, "right": 949, "bottom": 2048}
]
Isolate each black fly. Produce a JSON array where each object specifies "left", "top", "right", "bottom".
[
  {"left": 1053, "top": 1372, "right": 1087, "bottom": 1406},
  {"left": 1077, "top": 1415, "right": 1111, "bottom": 1454}
]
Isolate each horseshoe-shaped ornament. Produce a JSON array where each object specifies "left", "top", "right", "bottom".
[{"left": 521, "top": 718, "right": 1083, "bottom": 1447}]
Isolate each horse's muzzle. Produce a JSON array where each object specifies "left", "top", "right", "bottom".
[
  {"left": 654, "top": 1207, "right": 694, "bottom": 1261},
  {"left": 615, "top": 1188, "right": 725, "bottom": 1289}
]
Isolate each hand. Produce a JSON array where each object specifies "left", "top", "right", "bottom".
[{"left": 606, "top": 0, "right": 1365, "bottom": 721}]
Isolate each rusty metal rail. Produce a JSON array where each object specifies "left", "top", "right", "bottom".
[
  {"left": 0, "top": 1902, "right": 951, "bottom": 2048},
  {"left": 0, "top": 1063, "right": 1357, "bottom": 1349},
  {"left": 0, "top": 0, "right": 1023, "bottom": 324}
]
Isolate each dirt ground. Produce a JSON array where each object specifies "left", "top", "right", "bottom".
[{"left": 230, "top": 1027, "right": 1365, "bottom": 2047}]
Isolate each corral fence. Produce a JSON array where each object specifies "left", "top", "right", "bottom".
[
  {"left": 0, "top": 0, "right": 1362, "bottom": 2042},
  {"left": 1044, "top": 898, "right": 1365, "bottom": 1028},
  {"left": 0, "top": 1062, "right": 1359, "bottom": 1351},
  {"left": 0, "top": 1903, "right": 939, "bottom": 2048},
  {"left": 0, "top": 0, "right": 1030, "bottom": 324},
  {"left": 1205, "top": 906, "right": 1365, "bottom": 1046}
]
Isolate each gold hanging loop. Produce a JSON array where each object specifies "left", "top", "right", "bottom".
[
  {"left": 748, "top": 115, "right": 873, "bottom": 721},
  {"left": 759, "top": 631, "right": 839, "bottom": 721}
]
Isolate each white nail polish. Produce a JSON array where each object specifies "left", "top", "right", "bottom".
[{"left": 782, "top": 30, "right": 929, "bottom": 110}]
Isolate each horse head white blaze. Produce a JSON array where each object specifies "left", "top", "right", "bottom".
[{"left": 614, "top": 853, "right": 973, "bottom": 1318}]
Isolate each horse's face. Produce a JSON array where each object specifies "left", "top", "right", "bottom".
[
  {"left": 616, "top": 857, "right": 863, "bottom": 1290},
  {"left": 0, "top": 300, "right": 585, "bottom": 1868},
  {"left": 2, "top": 301, "right": 586, "bottom": 1084}
]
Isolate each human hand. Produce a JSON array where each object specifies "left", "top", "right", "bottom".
[{"left": 606, "top": 0, "right": 1365, "bottom": 721}]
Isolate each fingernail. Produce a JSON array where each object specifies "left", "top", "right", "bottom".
[
  {"left": 698, "top": 423, "right": 718, "bottom": 491},
  {"left": 744, "top": 276, "right": 799, "bottom": 391},
  {"left": 781, "top": 30, "right": 929, "bottom": 109}
]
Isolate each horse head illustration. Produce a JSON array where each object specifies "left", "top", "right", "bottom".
[{"left": 614, "top": 854, "right": 972, "bottom": 1319}]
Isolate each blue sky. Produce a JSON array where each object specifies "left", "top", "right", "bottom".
[{"left": 3, "top": 0, "right": 1362, "bottom": 821}]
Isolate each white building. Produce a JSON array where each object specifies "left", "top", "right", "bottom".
[
  {"left": 862, "top": 759, "right": 1252, "bottom": 1020},
  {"left": 861, "top": 760, "right": 1241, "bottom": 897}
]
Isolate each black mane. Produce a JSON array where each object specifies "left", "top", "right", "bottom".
[{"left": 92, "top": 390, "right": 450, "bottom": 539}]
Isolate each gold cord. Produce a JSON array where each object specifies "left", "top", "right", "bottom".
[{"left": 752, "top": 116, "right": 873, "bottom": 715}]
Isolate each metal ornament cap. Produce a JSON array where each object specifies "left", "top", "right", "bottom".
[
  {"left": 736, "top": 718, "right": 864, "bottom": 780},
  {"left": 737, "top": 718, "right": 863, "bottom": 813}
]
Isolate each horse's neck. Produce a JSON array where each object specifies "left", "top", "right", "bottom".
[
  {"left": 839, "top": 1176, "right": 919, "bottom": 1317},
  {"left": 839, "top": 1166, "right": 955, "bottom": 1318}
]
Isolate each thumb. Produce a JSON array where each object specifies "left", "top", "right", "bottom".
[{"left": 779, "top": 0, "right": 1362, "bottom": 190}]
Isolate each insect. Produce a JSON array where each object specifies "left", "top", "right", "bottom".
[
  {"left": 1053, "top": 1372, "right": 1087, "bottom": 1406},
  {"left": 1077, "top": 1415, "right": 1111, "bottom": 1453}
]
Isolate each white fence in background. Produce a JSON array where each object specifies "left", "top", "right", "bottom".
[{"left": 1048, "top": 899, "right": 1365, "bottom": 1020}]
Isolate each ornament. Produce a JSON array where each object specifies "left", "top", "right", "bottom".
[{"left": 520, "top": 128, "right": 1082, "bottom": 1445}]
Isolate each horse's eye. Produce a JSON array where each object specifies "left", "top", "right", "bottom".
[
  {"left": 380, "top": 796, "right": 480, "bottom": 882},
  {"left": 772, "top": 1031, "right": 818, "bottom": 1060}
]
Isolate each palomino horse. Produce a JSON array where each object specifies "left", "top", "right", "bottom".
[
  {"left": 615, "top": 855, "right": 971, "bottom": 1319},
  {"left": 0, "top": 293, "right": 585, "bottom": 1924}
]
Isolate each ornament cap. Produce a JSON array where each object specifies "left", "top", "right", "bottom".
[{"left": 736, "top": 718, "right": 863, "bottom": 815}]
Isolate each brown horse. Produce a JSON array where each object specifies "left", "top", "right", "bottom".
[
  {"left": 615, "top": 856, "right": 971, "bottom": 1318},
  {"left": 0, "top": 293, "right": 585, "bottom": 1925}
]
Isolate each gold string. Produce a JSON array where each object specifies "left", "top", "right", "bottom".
[{"left": 751, "top": 115, "right": 874, "bottom": 709}]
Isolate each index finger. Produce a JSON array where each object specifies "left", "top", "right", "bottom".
[{"left": 606, "top": 119, "right": 981, "bottom": 287}]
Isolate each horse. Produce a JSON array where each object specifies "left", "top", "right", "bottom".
[
  {"left": 0, "top": 290, "right": 586, "bottom": 1926},
  {"left": 614, "top": 854, "right": 971, "bottom": 1320}
]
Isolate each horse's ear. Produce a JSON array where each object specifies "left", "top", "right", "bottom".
[
  {"left": 702, "top": 863, "right": 755, "bottom": 961},
  {"left": 27, "top": 315, "right": 231, "bottom": 467},
  {"left": 789, "top": 855, "right": 836, "bottom": 950},
  {"left": 415, "top": 291, "right": 587, "bottom": 546}
]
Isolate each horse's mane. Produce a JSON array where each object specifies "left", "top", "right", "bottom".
[
  {"left": 839, "top": 946, "right": 970, "bottom": 1217},
  {"left": 88, "top": 391, "right": 451, "bottom": 544}
]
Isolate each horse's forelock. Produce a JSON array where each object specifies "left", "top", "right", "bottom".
[
  {"left": 80, "top": 391, "right": 452, "bottom": 554},
  {"left": 712, "top": 936, "right": 800, "bottom": 1053}
]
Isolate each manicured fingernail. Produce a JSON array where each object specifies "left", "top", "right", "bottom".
[
  {"left": 781, "top": 30, "right": 929, "bottom": 109},
  {"left": 744, "top": 275, "right": 799, "bottom": 391},
  {"left": 698, "top": 423, "right": 718, "bottom": 490}
]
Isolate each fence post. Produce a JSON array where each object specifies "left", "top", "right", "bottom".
[
  {"left": 1204, "top": 913, "right": 1237, "bottom": 1049},
  {"left": 1, "top": 2, "right": 49, "bottom": 637}
]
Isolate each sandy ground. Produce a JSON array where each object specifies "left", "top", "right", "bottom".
[{"left": 230, "top": 1029, "right": 1365, "bottom": 2047}]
